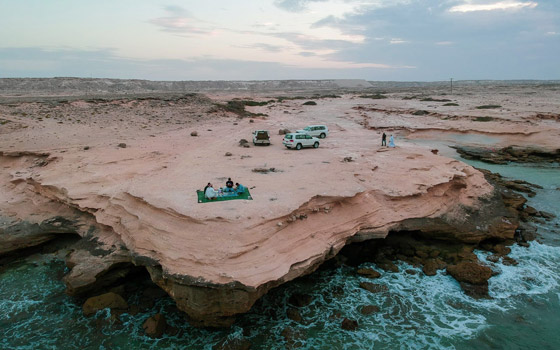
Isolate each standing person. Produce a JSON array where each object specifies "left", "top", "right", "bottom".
[
  {"left": 381, "top": 132, "right": 387, "bottom": 146},
  {"left": 389, "top": 134, "right": 395, "bottom": 148}
]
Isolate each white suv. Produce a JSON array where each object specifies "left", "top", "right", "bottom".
[
  {"left": 296, "top": 125, "right": 328, "bottom": 138},
  {"left": 282, "top": 133, "right": 320, "bottom": 150}
]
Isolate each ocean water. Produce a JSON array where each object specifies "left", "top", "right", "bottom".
[{"left": 1, "top": 161, "right": 559, "bottom": 349}]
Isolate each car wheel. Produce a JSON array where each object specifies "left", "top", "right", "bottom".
[
  {"left": 320, "top": 133, "right": 326, "bottom": 138},
  {"left": 313, "top": 142, "right": 319, "bottom": 148},
  {"left": 296, "top": 143, "right": 302, "bottom": 150}
]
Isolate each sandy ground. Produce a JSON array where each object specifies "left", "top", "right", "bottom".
[{"left": 1, "top": 83, "right": 559, "bottom": 287}]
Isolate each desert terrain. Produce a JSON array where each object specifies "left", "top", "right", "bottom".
[{"left": 1, "top": 78, "right": 559, "bottom": 326}]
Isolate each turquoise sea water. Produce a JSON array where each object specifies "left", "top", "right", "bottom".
[{"left": 1, "top": 161, "right": 559, "bottom": 349}]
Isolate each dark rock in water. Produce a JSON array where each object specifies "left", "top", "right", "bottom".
[
  {"left": 454, "top": 145, "right": 560, "bottom": 165},
  {"left": 502, "top": 256, "right": 518, "bottom": 266},
  {"left": 341, "top": 318, "right": 359, "bottom": 331},
  {"left": 360, "top": 305, "right": 380, "bottom": 315},
  {"left": 288, "top": 293, "right": 312, "bottom": 307},
  {"left": 359, "top": 282, "right": 388, "bottom": 293},
  {"left": 459, "top": 282, "right": 490, "bottom": 299},
  {"left": 405, "top": 269, "right": 417, "bottom": 275},
  {"left": 376, "top": 260, "right": 399, "bottom": 273},
  {"left": 281, "top": 327, "right": 306, "bottom": 349},
  {"left": 539, "top": 211, "right": 556, "bottom": 220},
  {"left": 143, "top": 313, "right": 167, "bottom": 338},
  {"left": 486, "top": 254, "right": 500, "bottom": 263},
  {"left": 286, "top": 308, "right": 303, "bottom": 323},
  {"left": 447, "top": 261, "right": 492, "bottom": 286},
  {"left": 492, "top": 244, "right": 511, "bottom": 256},
  {"left": 213, "top": 337, "right": 252, "bottom": 350},
  {"left": 83, "top": 292, "right": 128, "bottom": 316},
  {"left": 356, "top": 267, "right": 381, "bottom": 279},
  {"left": 422, "top": 258, "right": 446, "bottom": 276}
]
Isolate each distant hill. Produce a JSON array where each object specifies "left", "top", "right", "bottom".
[{"left": 0, "top": 78, "right": 373, "bottom": 96}]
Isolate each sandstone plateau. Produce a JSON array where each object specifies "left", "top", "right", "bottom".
[{"left": 1, "top": 79, "right": 559, "bottom": 326}]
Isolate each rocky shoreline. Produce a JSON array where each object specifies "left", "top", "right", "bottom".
[
  {"left": 2, "top": 82, "right": 559, "bottom": 335},
  {"left": 1, "top": 161, "right": 551, "bottom": 334}
]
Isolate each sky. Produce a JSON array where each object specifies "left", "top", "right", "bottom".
[{"left": 0, "top": 0, "right": 558, "bottom": 81}]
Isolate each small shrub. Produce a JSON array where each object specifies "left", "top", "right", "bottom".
[
  {"left": 360, "top": 94, "right": 387, "bottom": 99},
  {"left": 443, "top": 103, "right": 459, "bottom": 106},
  {"left": 473, "top": 116, "right": 494, "bottom": 122},
  {"left": 420, "top": 97, "right": 451, "bottom": 102},
  {"left": 303, "top": 101, "right": 317, "bottom": 106},
  {"left": 476, "top": 105, "right": 501, "bottom": 109},
  {"left": 413, "top": 110, "right": 430, "bottom": 116}
]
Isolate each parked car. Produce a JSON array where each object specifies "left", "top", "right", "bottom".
[
  {"left": 282, "top": 132, "right": 320, "bottom": 150},
  {"left": 296, "top": 125, "right": 329, "bottom": 138},
  {"left": 252, "top": 130, "right": 270, "bottom": 145}
]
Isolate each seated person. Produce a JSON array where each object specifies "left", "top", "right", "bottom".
[
  {"left": 235, "top": 183, "right": 245, "bottom": 194},
  {"left": 224, "top": 177, "right": 234, "bottom": 192},
  {"left": 205, "top": 184, "right": 217, "bottom": 200}
]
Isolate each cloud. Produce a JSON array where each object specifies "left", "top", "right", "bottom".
[
  {"left": 241, "top": 43, "right": 286, "bottom": 52},
  {"left": 435, "top": 41, "right": 454, "bottom": 45},
  {"left": 449, "top": 1, "right": 538, "bottom": 13},
  {"left": 274, "top": 0, "right": 328, "bottom": 12},
  {"left": 0, "top": 47, "right": 414, "bottom": 80},
  {"left": 150, "top": 5, "right": 211, "bottom": 34},
  {"left": 298, "top": 51, "right": 317, "bottom": 57},
  {"left": 389, "top": 38, "right": 408, "bottom": 44}
]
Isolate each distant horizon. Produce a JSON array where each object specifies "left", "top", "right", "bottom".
[{"left": 2, "top": 1, "right": 558, "bottom": 81}]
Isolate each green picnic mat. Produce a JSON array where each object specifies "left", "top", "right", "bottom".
[{"left": 197, "top": 188, "right": 253, "bottom": 203}]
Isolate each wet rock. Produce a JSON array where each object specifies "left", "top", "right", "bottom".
[
  {"left": 492, "top": 244, "right": 511, "bottom": 256},
  {"left": 446, "top": 261, "right": 492, "bottom": 285},
  {"left": 422, "top": 258, "right": 446, "bottom": 276},
  {"left": 356, "top": 267, "right": 381, "bottom": 279},
  {"left": 143, "top": 313, "right": 167, "bottom": 338},
  {"left": 539, "top": 211, "right": 556, "bottom": 220},
  {"left": 341, "top": 318, "right": 359, "bottom": 331},
  {"left": 281, "top": 327, "right": 306, "bottom": 349},
  {"left": 502, "top": 256, "right": 519, "bottom": 266},
  {"left": 83, "top": 292, "right": 128, "bottom": 316},
  {"left": 288, "top": 293, "right": 312, "bottom": 307},
  {"left": 213, "top": 338, "right": 252, "bottom": 350},
  {"left": 286, "top": 308, "right": 303, "bottom": 323},
  {"left": 376, "top": 261, "right": 399, "bottom": 273},
  {"left": 359, "top": 282, "right": 388, "bottom": 294},
  {"left": 360, "top": 305, "right": 380, "bottom": 315}
]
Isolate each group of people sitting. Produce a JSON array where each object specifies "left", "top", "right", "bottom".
[{"left": 204, "top": 178, "right": 246, "bottom": 200}]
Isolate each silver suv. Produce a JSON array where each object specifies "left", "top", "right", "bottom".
[
  {"left": 282, "top": 133, "right": 320, "bottom": 150},
  {"left": 296, "top": 125, "right": 328, "bottom": 138}
]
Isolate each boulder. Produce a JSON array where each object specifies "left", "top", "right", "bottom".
[
  {"left": 83, "top": 292, "right": 128, "bottom": 316},
  {"left": 359, "top": 282, "right": 388, "bottom": 293},
  {"left": 286, "top": 308, "right": 303, "bottom": 323},
  {"left": 446, "top": 261, "right": 492, "bottom": 285},
  {"left": 341, "top": 318, "right": 358, "bottom": 331},
  {"left": 360, "top": 305, "right": 380, "bottom": 315},
  {"left": 356, "top": 267, "right": 381, "bottom": 279},
  {"left": 142, "top": 313, "right": 167, "bottom": 338}
]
